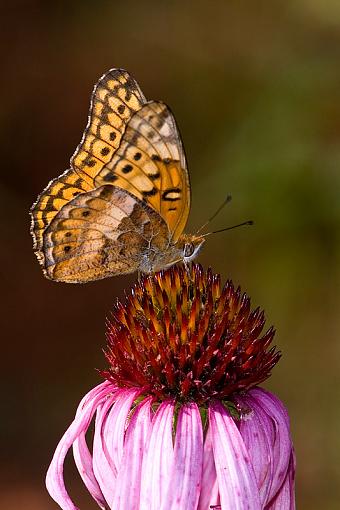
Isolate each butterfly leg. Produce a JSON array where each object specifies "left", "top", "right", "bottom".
[{"left": 183, "top": 259, "right": 190, "bottom": 274}]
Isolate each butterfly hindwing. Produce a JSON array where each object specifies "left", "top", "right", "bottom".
[
  {"left": 95, "top": 101, "right": 190, "bottom": 242},
  {"left": 42, "top": 185, "right": 170, "bottom": 282}
]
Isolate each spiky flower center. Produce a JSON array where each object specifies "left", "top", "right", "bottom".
[{"left": 103, "top": 264, "right": 280, "bottom": 404}]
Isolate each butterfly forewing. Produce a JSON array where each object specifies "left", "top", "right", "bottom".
[
  {"left": 31, "top": 168, "right": 93, "bottom": 256},
  {"left": 71, "top": 68, "right": 147, "bottom": 184},
  {"left": 31, "top": 69, "right": 146, "bottom": 263},
  {"left": 95, "top": 101, "right": 190, "bottom": 242}
]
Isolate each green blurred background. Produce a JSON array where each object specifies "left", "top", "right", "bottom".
[{"left": 1, "top": 0, "right": 340, "bottom": 508}]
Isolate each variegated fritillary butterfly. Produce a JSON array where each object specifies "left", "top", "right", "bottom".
[{"left": 30, "top": 68, "right": 205, "bottom": 283}]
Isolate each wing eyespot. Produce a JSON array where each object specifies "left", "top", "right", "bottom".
[{"left": 162, "top": 188, "right": 181, "bottom": 202}]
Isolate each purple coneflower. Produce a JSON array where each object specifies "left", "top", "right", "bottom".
[{"left": 47, "top": 264, "right": 295, "bottom": 509}]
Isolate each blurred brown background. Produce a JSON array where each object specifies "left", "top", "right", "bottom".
[{"left": 1, "top": 0, "right": 340, "bottom": 508}]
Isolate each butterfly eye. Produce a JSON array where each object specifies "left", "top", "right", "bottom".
[{"left": 184, "top": 243, "right": 195, "bottom": 258}]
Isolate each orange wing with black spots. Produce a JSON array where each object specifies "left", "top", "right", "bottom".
[
  {"left": 95, "top": 101, "right": 190, "bottom": 242},
  {"left": 31, "top": 69, "right": 146, "bottom": 262},
  {"left": 31, "top": 169, "right": 92, "bottom": 261},
  {"left": 41, "top": 185, "right": 170, "bottom": 283},
  {"left": 71, "top": 68, "right": 146, "bottom": 185}
]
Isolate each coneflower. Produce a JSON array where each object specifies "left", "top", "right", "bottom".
[{"left": 46, "top": 264, "right": 295, "bottom": 509}]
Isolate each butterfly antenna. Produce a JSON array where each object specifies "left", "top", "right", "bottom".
[
  {"left": 201, "top": 220, "right": 254, "bottom": 237},
  {"left": 196, "top": 194, "right": 232, "bottom": 234}
]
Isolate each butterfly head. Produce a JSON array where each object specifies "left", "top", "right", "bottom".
[{"left": 177, "top": 234, "right": 206, "bottom": 264}]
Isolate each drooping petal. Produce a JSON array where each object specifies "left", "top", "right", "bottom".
[
  {"left": 72, "top": 385, "right": 121, "bottom": 508},
  {"left": 209, "top": 400, "right": 261, "bottom": 510},
  {"left": 93, "top": 388, "right": 139, "bottom": 505},
  {"left": 197, "top": 424, "right": 220, "bottom": 510},
  {"left": 248, "top": 388, "right": 294, "bottom": 505},
  {"left": 266, "top": 450, "right": 296, "bottom": 510},
  {"left": 161, "top": 402, "right": 203, "bottom": 510},
  {"left": 237, "top": 395, "right": 275, "bottom": 506},
  {"left": 92, "top": 395, "right": 120, "bottom": 505},
  {"left": 252, "top": 388, "right": 290, "bottom": 423},
  {"left": 139, "top": 401, "right": 175, "bottom": 510},
  {"left": 46, "top": 381, "right": 114, "bottom": 510},
  {"left": 110, "top": 397, "right": 152, "bottom": 509},
  {"left": 73, "top": 427, "right": 107, "bottom": 508},
  {"left": 101, "top": 388, "right": 140, "bottom": 473}
]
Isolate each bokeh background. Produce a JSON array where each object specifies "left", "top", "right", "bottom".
[{"left": 2, "top": 1, "right": 340, "bottom": 508}]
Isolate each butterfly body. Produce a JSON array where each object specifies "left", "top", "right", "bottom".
[
  {"left": 138, "top": 233, "right": 205, "bottom": 275},
  {"left": 31, "top": 69, "right": 202, "bottom": 283}
]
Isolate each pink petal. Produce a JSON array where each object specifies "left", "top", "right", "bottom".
[
  {"left": 139, "top": 401, "right": 175, "bottom": 510},
  {"left": 237, "top": 395, "right": 275, "bottom": 505},
  {"left": 92, "top": 389, "right": 139, "bottom": 504},
  {"left": 161, "top": 402, "right": 203, "bottom": 510},
  {"left": 46, "top": 381, "right": 114, "bottom": 510},
  {"left": 267, "top": 450, "right": 296, "bottom": 510},
  {"left": 110, "top": 397, "right": 152, "bottom": 509},
  {"left": 72, "top": 385, "right": 120, "bottom": 508},
  {"left": 251, "top": 388, "right": 290, "bottom": 424},
  {"left": 92, "top": 395, "right": 119, "bottom": 505},
  {"left": 209, "top": 400, "right": 261, "bottom": 510},
  {"left": 248, "top": 388, "right": 294, "bottom": 504},
  {"left": 197, "top": 425, "right": 220, "bottom": 509},
  {"left": 73, "top": 428, "right": 106, "bottom": 508},
  {"left": 101, "top": 388, "right": 140, "bottom": 473}
]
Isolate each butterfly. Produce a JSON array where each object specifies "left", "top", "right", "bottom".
[{"left": 30, "top": 68, "right": 206, "bottom": 283}]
